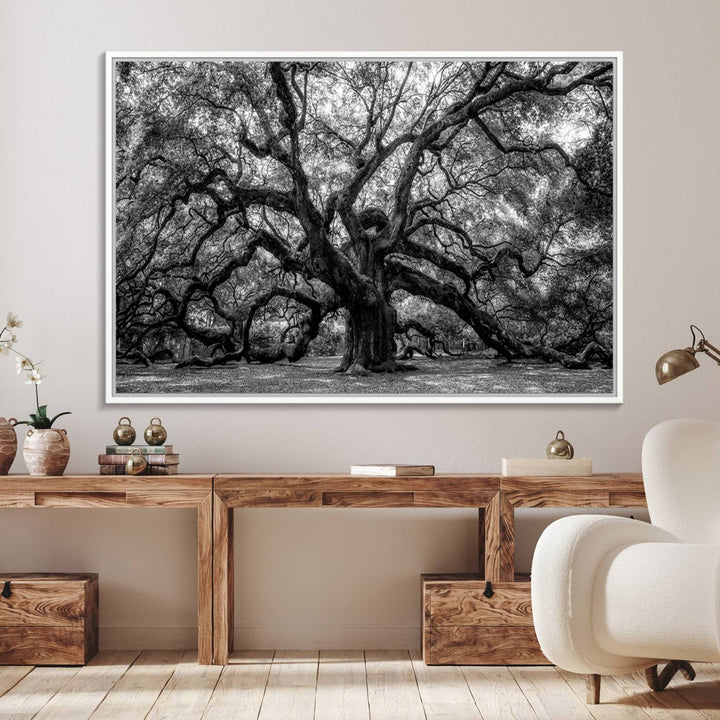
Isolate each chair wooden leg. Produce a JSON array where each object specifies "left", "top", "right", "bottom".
[
  {"left": 586, "top": 674, "right": 601, "bottom": 704},
  {"left": 645, "top": 661, "right": 696, "bottom": 692}
]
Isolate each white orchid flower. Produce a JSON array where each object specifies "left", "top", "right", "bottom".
[
  {"left": 6, "top": 312, "right": 22, "bottom": 329},
  {"left": 25, "top": 368, "right": 46, "bottom": 385},
  {"left": 0, "top": 342, "right": 10, "bottom": 356},
  {"left": 16, "top": 356, "right": 32, "bottom": 373}
]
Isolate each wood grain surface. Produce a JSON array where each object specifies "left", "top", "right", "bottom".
[
  {"left": 0, "top": 477, "right": 214, "bottom": 665},
  {"left": 0, "top": 574, "right": 98, "bottom": 666},
  {"left": 4, "top": 651, "right": 717, "bottom": 719},
  {"left": 197, "top": 494, "right": 213, "bottom": 667},
  {"left": 483, "top": 492, "right": 515, "bottom": 583},
  {"left": 315, "top": 650, "right": 370, "bottom": 720},
  {"left": 0, "top": 474, "right": 213, "bottom": 495},
  {"left": 213, "top": 493, "right": 234, "bottom": 665},
  {"left": 425, "top": 626, "right": 546, "bottom": 665},
  {"left": 0, "top": 580, "right": 86, "bottom": 627},
  {"left": 500, "top": 474, "right": 645, "bottom": 507},
  {"left": 427, "top": 580, "right": 534, "bottom": 627},
  {"left": 216, "top": 474, "right": 502, "bottom": 508},
  {"left": 0, "top": 627, "right": 88, "bottom": 665},
  {"left": 409, "top": 649, "right": 484, "bottom": 720},
  {"left": 322, "top": 491, "right": 414, "bottom": 507}
]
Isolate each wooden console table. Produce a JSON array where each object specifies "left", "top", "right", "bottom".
[
  {"left": 212, "top": 473, "right": 646, "bottom": 665},
  {"left": 1, "top": 473, "right": 647, "bottom": 666},
  {"left": 0, "top": 475, "right": 214, "bottom": 665}
]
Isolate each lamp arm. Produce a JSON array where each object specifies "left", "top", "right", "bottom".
[{"left": 699, "top": 339, "right": 720, "bottom": 365}]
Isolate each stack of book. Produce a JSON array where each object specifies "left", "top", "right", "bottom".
[{"left": 98, "top": 445, "right": 180, "bottom": 475}]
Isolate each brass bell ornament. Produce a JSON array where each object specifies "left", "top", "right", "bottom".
[
  {"left": 112, "top": 417, "right": 136, "bottom": 446},
  {"left": 144, "top": 417, "right": 167, "bottom": 446},
  {"left": 125, "top": 449, "right": 147, "bottom": 476},
  {"left": 546, "top": 430, "right": 574, "bottom": 459}
]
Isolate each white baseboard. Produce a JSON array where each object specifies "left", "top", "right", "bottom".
[{"left": 99, "top": 624, "right": 421, "bottom": 650}]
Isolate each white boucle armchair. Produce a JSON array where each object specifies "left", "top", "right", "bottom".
[{"left": 531, "top": 418, "right": 720, "bottom": 704}]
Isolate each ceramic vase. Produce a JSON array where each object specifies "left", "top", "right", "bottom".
[
  {"left": 22, "top": 428, "right": 70, "bottom": 476},
  {"left": 0, "top": 417, "right": 17, "bottom": 475}
]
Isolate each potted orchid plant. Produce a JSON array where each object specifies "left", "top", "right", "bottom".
[{"left": 0, "top": 312, "right": 72, "bottom": 475}]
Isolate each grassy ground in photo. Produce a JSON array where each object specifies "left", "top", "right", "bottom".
[{"left": 116, "top": 355, "right": 614, "bottom": 397}]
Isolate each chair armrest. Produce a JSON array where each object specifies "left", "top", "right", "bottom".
[
  {"left": 531, "top": 515, "right": 679, "bottom": 674},
  {"left": 594, "top": 540, "right": 720, "bottom": 662}
]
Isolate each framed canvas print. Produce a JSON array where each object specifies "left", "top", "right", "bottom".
[{"left": 106, "top": 52, "right": 622, "bottom": 404}]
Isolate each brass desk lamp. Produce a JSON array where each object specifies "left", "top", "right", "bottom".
[{"left": 656, "top": 325, "right": 720, "bottom": 384}]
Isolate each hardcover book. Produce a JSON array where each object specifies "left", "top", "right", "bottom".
[
  {"left": 350, "top": 464, "right": 435, "bottom": 477},
  {"left": 105, "top": 445, "right": 174, "bottom": 454},
  {"left": 98, "top": 453, "right": 179, "bottom": 466},
  {"left": 98, "top": 464, "right": 179, "bottom": 475},
  {"left": 501, "top": 458, "right": 592, "bottom": 477},
  {"left": 146, "top": 465, "right": 179, "bottom": 475},
  {"left": 98, "top": 464, "right": 127, "bottom": 475}
]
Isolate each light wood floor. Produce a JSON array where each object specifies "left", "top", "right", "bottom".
[{"left": 0, "top": 650, "right": 718, "bottom": 720}]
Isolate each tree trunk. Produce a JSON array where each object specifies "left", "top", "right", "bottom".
[{"left": 334, "top": 295, "right": 412, "bottom": 375}]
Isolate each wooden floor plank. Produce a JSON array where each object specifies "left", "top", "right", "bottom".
[
  {"left": 146, "top": 649, "right": 223, "bottom": 720},
  {"left": 226, "top": 650, "right": 275, "bottom": 665},
  {"left": 462, "top": 665, "right": 537, "bottom": 720},
  {"left": 257, "top": 651, "right": 319, "bottom": 720},
  {"left": 314, "top": 650, "right": 369, "bottom": 720},
  {"left": 0, "top": 665, "right": 80, "bottom": 719},
  {"left": 658, "top": 664, "right": 720, "bottom": 720},
  {"left": 89, "top": 650, "right": 184, "bottom": 720},
  {"left": 365, "top": 650, "right": 425, "bottom": 720},
  {"left": 0, "top": 667, "right": 33, "bottom": 699},
  {"left": 409, "top": 649, "right": 483, "bottom": 719},
  {"left": 202, "top": 651, "right": 274, "bottom": 720},
  {"left": 608, "top": 670, "right": 701, "bottom": 719},
  {"left": 33, "top": 651, "right": 140, "bottom": 720},
  {"left": 555, "top": 668, "right": 652, "bottom": 720},
  {"left": 0, "top": 651, "right": 717, "bottom": 720},
  {"left": 510, "top": 666, "right": 595, "bottom": 720}
]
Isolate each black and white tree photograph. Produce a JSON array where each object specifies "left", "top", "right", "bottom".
[{"left": 109, "top": 54, "right": 619, "bottom": 401}]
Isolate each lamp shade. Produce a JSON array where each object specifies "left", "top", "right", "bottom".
[{"left": 655, "top": 348, "right": 700, "bottom": 385}]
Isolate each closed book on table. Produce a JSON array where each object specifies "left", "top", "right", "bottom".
[
  {"left": 501, "top": 458, "right": 592, "bottom": 476},
  {"left": 105, "top": 445, "right": 173, "bottom": 455},
  {"left": 98, "top": 453, "right": 179, "bottom": 466},
  {"left": 98, "top": 464, "right": 179, "bottom": 475},
  {"left": 0, "top": 573, "right": 98, "bottom": 665},
  {"left": 350, "top": 464, "right": 435, "bottom": 477},
  {"left": 146, "top": 465, "right": 179, "bottom": 475}
]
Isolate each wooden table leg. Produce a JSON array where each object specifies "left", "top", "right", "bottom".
[
  {"left": 478, "top": 507, "right": 486, "bottom": 577},
  {"left": 213, "top": 492, "right": 234, "bottom": 665},
  {"left": 197, "top": 493, "right": 213, "bottom": 665},
  {"left": 484, "top": 492, "right": 515, "bottom": 582}
]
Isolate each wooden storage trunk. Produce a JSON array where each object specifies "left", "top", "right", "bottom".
[
  {"left": 422, "top": 573, "right": 548, "bottom": 665},
  {"left": 0, "top": 573, "right": 98, "bottom": 665}
]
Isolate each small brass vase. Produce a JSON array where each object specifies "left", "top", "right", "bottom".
[
  {"left": 144, "top": 417, "right": 167, "bottom": 446},
  {"left": 546, "top": 430, "right": 574, "bottom": 459},
  {"left": 112, "top": 417, "right": 136, "bottom": 446},
  {"left": 125, "top": 449, "right": 147, "bottom": 476}
]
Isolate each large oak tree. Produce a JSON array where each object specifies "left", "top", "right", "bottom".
[{"left": 115, "top": 59, "right": 614, "bottom": 376}]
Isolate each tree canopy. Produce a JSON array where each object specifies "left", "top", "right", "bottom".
[{"left": 114, "top": 59, "right": 615, "bottom": 378}]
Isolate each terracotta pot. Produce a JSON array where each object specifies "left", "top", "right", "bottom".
[
  {"left": 22, "top": 428, "right": 70, "bottom": 476},
  {"left": 0, "top": 417, "right": 18, "bottom": 475}
]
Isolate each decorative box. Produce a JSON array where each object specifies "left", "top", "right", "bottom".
[
  {"left": 422, "top": 573, "right": 548, "bottom": 665},
  {"left": 0, "top": 573, "right": 98, "bottom": 665}
]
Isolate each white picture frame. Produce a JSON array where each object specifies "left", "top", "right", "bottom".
[{"left": 106, "top": 51, "right": 622, "bottom": 404}]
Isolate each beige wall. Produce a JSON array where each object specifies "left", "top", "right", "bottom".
[{"left": 1, "top": 0, "right": 718, "bottom": 649}]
